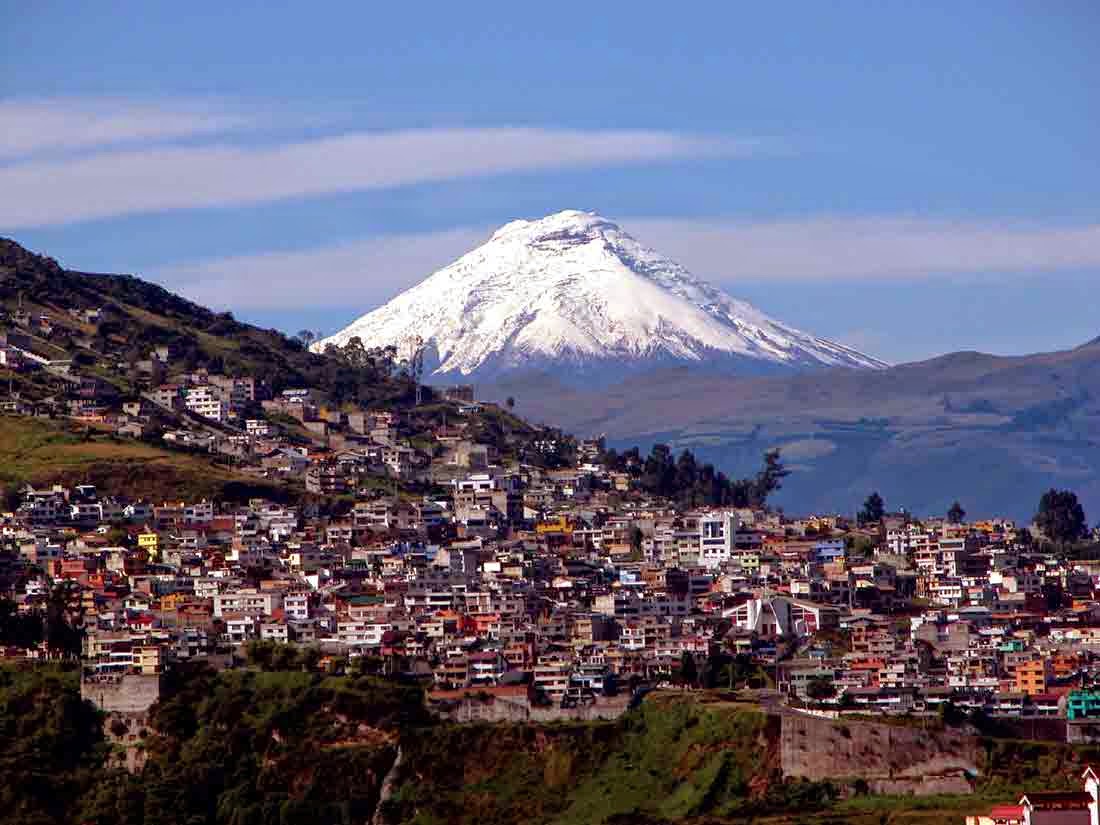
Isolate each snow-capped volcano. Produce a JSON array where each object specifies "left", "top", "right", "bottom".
[{"left": 315, "top": 210, "right": 888, "bottom": 379}]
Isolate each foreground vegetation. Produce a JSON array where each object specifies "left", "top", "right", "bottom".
[
  {"left": 0, "top": 664, "right": 108, "bottom": 824},
  {"left": 387, "top": 701, "right": 834, "bottom": 825},
  {"left": 10, "top": 661, "right": 1100, "bottom": 825},
  {"left": 2, "top": 662, "right": 430, "bottom": 825}
]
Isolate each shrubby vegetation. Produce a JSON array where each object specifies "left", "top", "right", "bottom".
[
  {"left": 386, "top": 699, "right": 834, "bottom": 825},
  {"left": 603, "top": 444, "right": 789, "bottom": 508},
  {"left": 89, "top": 667, "right": 427, "bottom": 825},
  {"left": 0, "top": 665, "right": 108, "bottom": 825},
  {"left": 1, "top": 240, "right": 418, "bottom": 407},
  {"left": 6, "top": 662, "right": 1100, "bottom": 825}
]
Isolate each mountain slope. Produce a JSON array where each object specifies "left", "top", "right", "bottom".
[
  {"left": 0, "top": 237, "right": 412, "bottom": 408},
  {"left": 488, "top": 338, "right": 1100, "bottom": 520},
  {"left": 316, "top": 210, "right": 887, "bottom": 379}
]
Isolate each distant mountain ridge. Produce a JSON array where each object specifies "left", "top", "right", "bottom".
[
  {"left": 316, "top": 210, "right": 887, "bottom": 380},
  {"left": 487, "top": 336, "right": 1100, "bottom": 520}
]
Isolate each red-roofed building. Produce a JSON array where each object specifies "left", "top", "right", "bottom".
[
  {"left": 963, "top": 805, "right": 1024, "bottom": 825},
  {"left": 967, "top": 766, "right": 1100, "bottom": 824}
]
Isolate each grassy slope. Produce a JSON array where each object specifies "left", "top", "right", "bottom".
[
  {"left": 5, "top": 665, "right": 1099, "bottom": 825},
  {"left": 0, "top": 416, "right": 287, "bottom": 503},
  {"left": 386, "top": 693, "right": 1100, "bottom": 825},
  {"left": 387, "top": 699, "right": 833, "bottom": 825}
]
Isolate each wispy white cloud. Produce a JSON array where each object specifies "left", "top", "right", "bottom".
[
  {"left": 153, "top": 214, "right": 1100, "bottom": 319},
  {"left": 0, "top": 120, "right": 751, "bottom": 228},
  {"left": 631, "top": 216, "right": 1100, "bottom": 282},
  {"left": 0, "top": 97, "right": 256, "bottom": 161},
  {"left": 159, "top": 227, "right": 492, "bottom": 314}
]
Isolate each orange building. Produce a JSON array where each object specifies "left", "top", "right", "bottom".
[{"left": 1014, "top": 658, "right": 1050, "bottom": 696}]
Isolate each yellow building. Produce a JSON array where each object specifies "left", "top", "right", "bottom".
[
  {"left": 132, "top": 645, "right": 164, "bottom": 675},
  {"left": 160, "top": 593, "right": 187, "bottom": 611},
  {"left": 137, "top": 532, "right": 159, "bottom": 560},
  {"left": 536, "top": 516, "right": 571, "bottom": 535}
]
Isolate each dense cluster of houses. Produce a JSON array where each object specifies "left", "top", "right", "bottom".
[
  {"left": 5, "top": 424, "right": 1100, "bottom": 733},
  {"left": 6, "top": 303, "right": 1100, "bottom": 736},
  {"left": 2, "top": 329, "right": 479, "bottom": 490}
]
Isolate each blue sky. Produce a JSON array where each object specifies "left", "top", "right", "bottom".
[{"left": 2, "top": 1, "right": 1098, "bottom": 362}]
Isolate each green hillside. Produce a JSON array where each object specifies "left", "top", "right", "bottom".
[
  {"left": 0, "top": 416, "right": 287, "bottom": 504},
  {"left": 0, "top": 237, "right": 414, "bottom": 407},
  {"left": 12, "top": 662, "right": 1097, "bottom": 825},
  {"left": 0, "top": 238, "right": 567, "bottom": 503}
]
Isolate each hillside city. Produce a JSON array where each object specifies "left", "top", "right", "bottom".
[
  {"left": 8, "top": 405, "right": 1100, "bottom": 722},
  {"left": 3, "top": 243, "right": 1100, "bottom": 825},
  {"left": 6, "top": 5, "right": 1098, "bottom": 823}
]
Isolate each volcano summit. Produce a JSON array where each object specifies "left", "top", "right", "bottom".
[{"left": 316, "top": 210, "right": 887, "bottom": 380}]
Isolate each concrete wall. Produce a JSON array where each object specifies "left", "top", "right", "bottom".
[
  {"left": 432, "top": 694, "right": 631, "bottom": 724},
  {"left": 1067, "top": 721, "right": 1100, "bottom": 745},
  {"left": 82, "top": 674, "right": 163, "bottom": 775},
  {"left": 81, "top": 673, "right": 163, "bottom": 714},
  {"left": 779, "top": 710, "right": 981, "bottom": 795}
]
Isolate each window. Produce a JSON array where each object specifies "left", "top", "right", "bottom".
[{"left": 702, "top": 521, "right": 724, "bottom": 540}]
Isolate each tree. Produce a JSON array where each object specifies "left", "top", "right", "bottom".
[
  {"left": 805, "top": 677, "right": 836, "bottom": 702},
  {"left": 947, "top": 501, "right": 966, "bottom": 524},
  {"left": 627, "top": 445, "right": 787, "bottom": 509},
  {"left": 341, "top": 336, "right": 369, "bottom": 368},
  {"left": 270, "top": 643, "right": 300, "bottom": 671},
  {"left": 1035, "top": 489, "right": 1088, "bottom": 546},
  {"left": 679, "top": 651, "right": 698, "bottom": 687},
  {"left": 505, "top": 396, "right": 515, "bottom": 410},
  {"left": 244, "top": 639, "right": 277, "bottom": 670},
  {"left": 847, "top": 535, "right": 875, "bottom": 559},
  {"left": 0, "top": 597, "right": 44, "bottom": 648},
  {"left": 702, "top": 648, "right": 727, "bottom": 689},
  {"left": 751, "top": 448, "right": 790, "bottom": 507},
  {"left": 859, "top": 491, "right": 885, "bottom": 526},
  {"left": 45, "top": 581, "right": 83, "bottom": 658},
  {"left": 296, "top": 329, "right": 316, "bottom": 347},
  {"left": 298, "top": 646, "right": 322, "bottom": 672}
]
